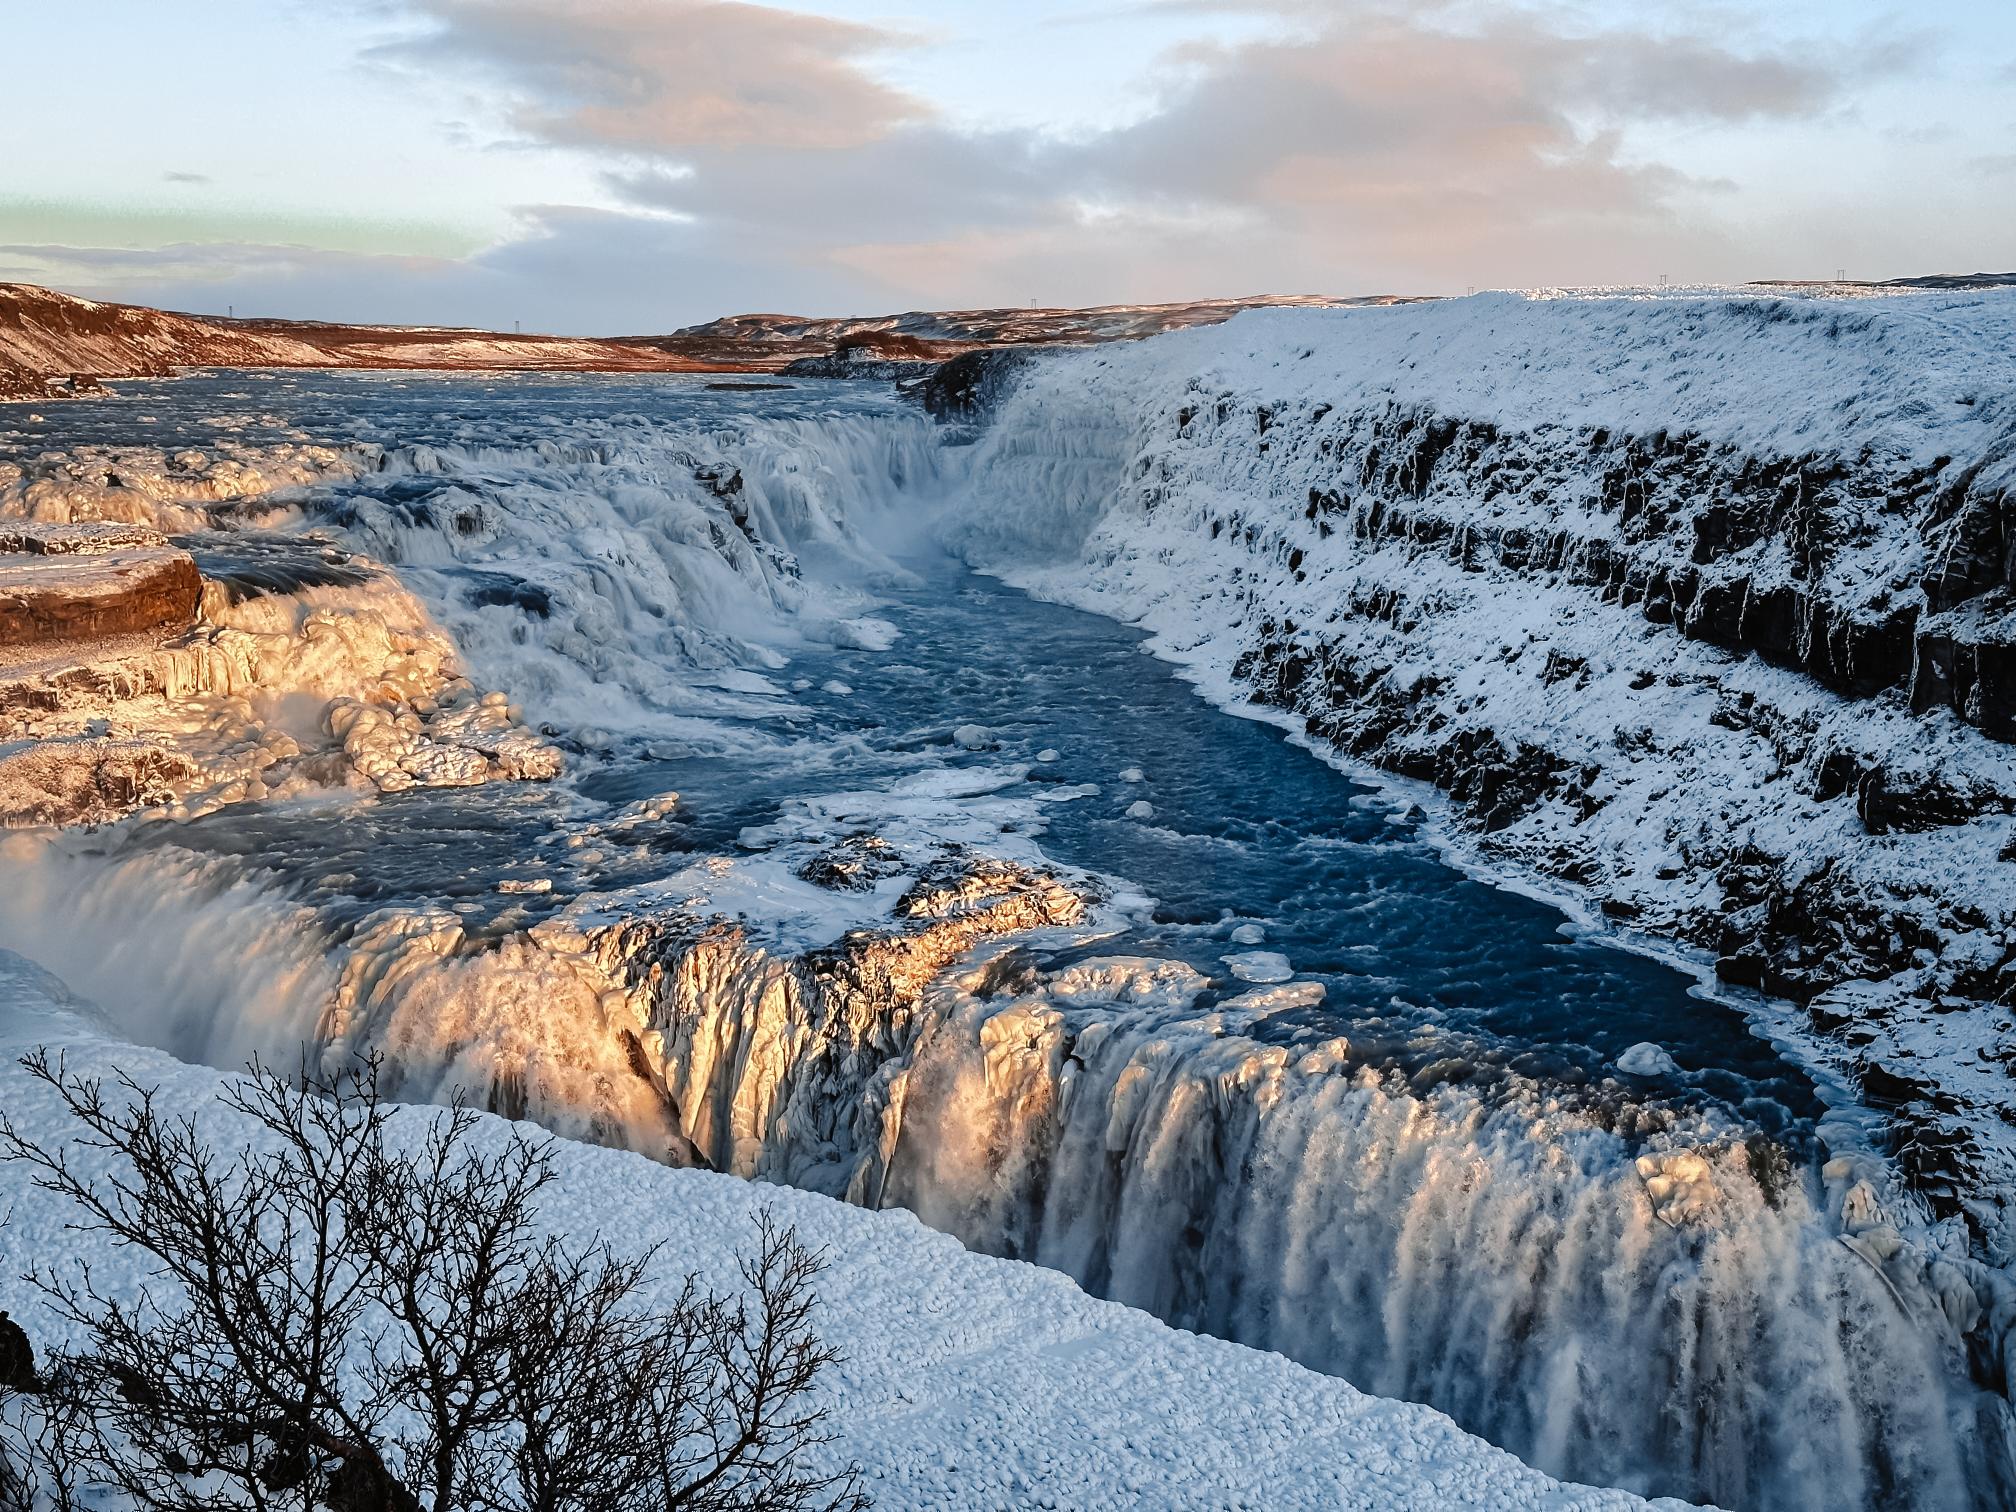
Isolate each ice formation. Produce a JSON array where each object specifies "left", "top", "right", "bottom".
[{"left": 0, "top": 555, "right": 560, "bottom": 825}]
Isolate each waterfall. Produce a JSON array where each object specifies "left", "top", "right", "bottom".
[{"left": 868, "top": 960, "right": 2006, "bottom": 1510}]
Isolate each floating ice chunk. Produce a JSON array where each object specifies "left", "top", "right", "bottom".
[
  {"left": 1221, "top": 981, "right": 1326, "bottom": 1013},
  {"left": 791, "top": 678, "right": 813, "bottom": 691},
  {"left": 1230, "top": 922, "right": 1267, "bottom": 945},
  {"left": 1223, "top": 950, "right": 1293, "bottom": 984},
  {"left": 1119, "top": 766, "right": 1145, "bottom": 783},
  {"left": 821, "top": 680, "right": 853, "bottom": 695},
  {"left": 830, "top": 615, "right": 900, "bottom": 650},
  {"left": 710, "top": 669, "right": 787, "bottom": 697},
  {"left": 1047, "top": 956, "right": 1211, "bottom": 1009},
  {"left": 612, "top": 792, "right": 679, "bottom": 825},
  {"left": 497, "top": 877, "right": 553, "bottom": 895},
  {"left": 952, "top": 723, "right": 993, "bottom": 750},
  {"left": 1125, "top": 799, "right": 1155, "bottom": 819},
  {"left": 1616, "top": 1041, "right": 1678, "bottom": 1076},
  {"left": 890, "top": 766, "right": 1024, "bottom": 799},
  {"left": 1036, "top": 748, "right": 1061, "bottom": 762}
]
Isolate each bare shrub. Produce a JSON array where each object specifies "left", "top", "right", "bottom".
[{"left": 0, "top": 1051, "right": 866, "bottom": 1512}]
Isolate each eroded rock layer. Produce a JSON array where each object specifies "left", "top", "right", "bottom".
[{"left": 0, "top": 522, "right": 200, "bottom": 648}]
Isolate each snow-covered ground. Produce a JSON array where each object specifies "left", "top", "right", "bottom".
[{"left": 0, "top": 956, "right": 1692, "bottom": 1512}]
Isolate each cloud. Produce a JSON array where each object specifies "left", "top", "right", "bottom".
[
  {"left": 1033, "top": 15, "right": 1808, "bottom": 283},
  {"left": 608, "top": 126, "right": 1058, "bottom": 246},
  {"left": 381, "top": 0, "right": 929, "bottom": 152},
  {"left": 20, "top": 1, "right": 1973, "bottom": 326},
  {"left": 0, "top": 239, "right": 479, "bottom": 320},
  {"left": 542, "top": 3, "right": 1849, "bottom": 300}
]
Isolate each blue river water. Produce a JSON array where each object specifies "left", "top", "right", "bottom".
[{"left": 584, "top": 553, "right": 1827, "bottom": 1142}]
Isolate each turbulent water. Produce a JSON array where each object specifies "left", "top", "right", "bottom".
[{"left": 1, "top": 371, "right": 2008, "bottom": 1510}]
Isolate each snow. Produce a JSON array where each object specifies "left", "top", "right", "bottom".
[
  {"left": 0, "top": 955, "right": 1688, "bottom": 1512},
  {"left": 8, "top": 305, "right": 2016, "bottom": 1507},
  {"left": 1109, "top": 288, "right": 2016, "bottom": 466},
  {"left": 1617, "top": 1042, "right": 1680, "bottom": 1077}
]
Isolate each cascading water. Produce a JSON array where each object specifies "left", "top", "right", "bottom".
[
  {"left": 869, "top": 965, "right": 1993, "bottom": 1511},
  {"left": 1, "top": 369, "right": 2008, "bottom": 1511}
]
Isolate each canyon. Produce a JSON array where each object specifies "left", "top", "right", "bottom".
[{"left": 1, "top": 286, "right": 2013, "bottom": 1509}]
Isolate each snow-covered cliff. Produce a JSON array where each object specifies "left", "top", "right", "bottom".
[{"left": 940, "top": 290, "right": 2016, "bottom": 1241}]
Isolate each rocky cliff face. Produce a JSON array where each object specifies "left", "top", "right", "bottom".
[
  {"left": 0, "top": 522, "right": 201, "bottom": 648},
  {"left": 943, "top": 290, "right": 2016, "bottom": 1239}
]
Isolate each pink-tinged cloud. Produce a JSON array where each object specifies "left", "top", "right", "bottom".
[
  {"left": 385, "top": 0, "right": 929, "bottom": 152},
  {"left": 9, "top": 1, "right": 1990, "bottom": 327}
]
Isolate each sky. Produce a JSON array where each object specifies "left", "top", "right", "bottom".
[{"left": 3, "top": 0, "right": 2012, "bottom": 333}]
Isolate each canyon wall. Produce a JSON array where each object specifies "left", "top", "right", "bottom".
[{"left": 941, "top": 291, "right": 2016, "bottom": 1243}]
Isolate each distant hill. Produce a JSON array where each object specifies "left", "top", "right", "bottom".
[
  {"left": 0, "top": 284, "right": 1402, "bottom": 399},
  {"left": 0, "top": 283, "right": 738, "bottom": 398},
  {"left": 645, "top": 293, "right": 1413, "bottom": 359},
  {"left": 1750, "top": 271, "right": 2016, "bottom": 293},
  {"left": 1879, "top": 272, "right": 2016, "bottom": 290}
]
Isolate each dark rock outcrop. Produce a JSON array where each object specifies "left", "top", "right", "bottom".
[
  {"left": 0, "top": 1310, "right": 34, "bottom": 1392},
  {"left": 918, "top": 347, "right": 1048, "bottom": 422}
]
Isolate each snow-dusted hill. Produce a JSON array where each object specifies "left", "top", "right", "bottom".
[
  {"left": 0, "top": 283, "right": 727, "bottom": 394},
  {"left": 0, "top": 283, "right": 1403, "bottom": 399},
  {"left": 658, "top": 292, "right": 1416, "bottom": 358},
  {"left": 941, "top": 288, "right": 2016, "bottom": 1239},
  {"left": 0, "top": 956, "right": 1688, "bottom": 1512},
  {"left": 0, "top": 284, "right": 328, "bottom": 395}
]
